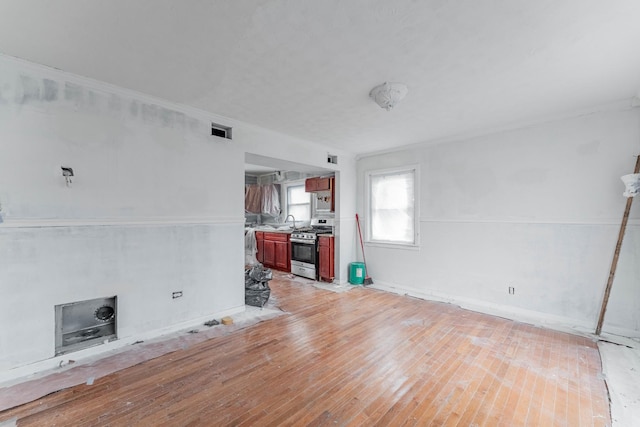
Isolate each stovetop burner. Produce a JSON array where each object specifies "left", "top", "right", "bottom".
[{"left": 291, "top": 218, "right": 334, "bottom": 240}]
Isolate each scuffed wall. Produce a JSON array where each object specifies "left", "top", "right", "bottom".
[
  {"left": 0, "top": 61, "right": 239, "bottom": 221},
  {"left": 357, "top": 109, "right": 640, "bottom": 337},
  {"left": 0, "top": 55, "right": 245, "bottom": 373}
]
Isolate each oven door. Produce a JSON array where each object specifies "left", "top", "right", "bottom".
[{"left": 290, "top": 239, "right": 317, "bottom": 268}]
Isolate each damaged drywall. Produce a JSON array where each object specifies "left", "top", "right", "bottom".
[
  {"left": 0, "top": 54, "right": 245, "bottom": 374},
  {"left": 3, "top": 67, "right": 204, "bottom": 137}
]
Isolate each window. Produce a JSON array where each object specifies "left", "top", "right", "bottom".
[
  {"left": 286, "top": 184, "right": 311, "bottom": 221},
  {"left": 366, "top": 166, "right": 418, "bottom": 246}
]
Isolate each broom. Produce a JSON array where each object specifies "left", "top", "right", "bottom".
[{"left": 355, "top": 214, "right": 374, "bottom": 285}]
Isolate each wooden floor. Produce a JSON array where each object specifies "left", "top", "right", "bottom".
[{"left": 1, "top": 273, "right": 610, "bottom": 426}]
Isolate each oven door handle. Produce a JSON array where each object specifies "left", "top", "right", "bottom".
[{"left": 290, "top": 238, "right": 316, "bottom": 244}]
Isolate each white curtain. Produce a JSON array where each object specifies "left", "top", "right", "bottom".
[
  {"left": 262, "top": 184, "right": 281, "bottom": 217},
  {"left": 245, "top": 184, "right": 281, "bottom": 217}
]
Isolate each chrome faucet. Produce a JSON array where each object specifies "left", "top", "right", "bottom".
[{"left": 284, "top": 214, "right": 296, "bottom": 230}]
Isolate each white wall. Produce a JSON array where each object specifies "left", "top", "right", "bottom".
[
  {"left": 335, "top": 165, "right": 359, "bottom": 283},
  {"left": 357, "top": 108, "right": 640, "bottom": 337},
  {"left": 0, "top": 54, "right": 356, "bottom": 378}
]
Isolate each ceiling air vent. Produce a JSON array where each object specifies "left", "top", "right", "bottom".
[
  {"left": 327, "top": 154, "right": 338, "bottom": 165},
  {"left": 211, "top": 122, "right": 232, "bottom": 140}
]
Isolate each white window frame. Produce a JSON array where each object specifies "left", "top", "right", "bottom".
[
  {"left": 365, "top": 165, "right": 420, "bottom": 249},
  {"left": 283, "top": 180, "right": 311, "bottom": 222}
]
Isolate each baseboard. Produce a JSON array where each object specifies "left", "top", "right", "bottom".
[
  {"left": 0, "top": 305, "right": 245, "bottom": 386},
  {"left": 370, "top": 280, "right": 597, "bottom": 338},
  {"left": 598, "top": 325, "right": 640, "bottom": 340}
]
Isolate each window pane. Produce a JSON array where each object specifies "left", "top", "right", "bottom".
[
  {"left": 288, "top": 204, "right": 310, "bottom": 221},
  {"left": 288, "top": 185, "right": 309, "bottom": 204},
  {"left": 287, "top": 184, "right": 310, "bottom": 221},
  {"left": 370, "top": 170, "right": 415, "bottom": 244}
]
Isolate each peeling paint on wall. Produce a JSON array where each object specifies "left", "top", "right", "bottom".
[
  {"left": 108, "top": 94, "right": 121, "bottom": 112},
  {"left": 188, "top": 117, "right": 200, "bottom": 132},
  {"left": 87, "top": 90, "right": 98, "bottom": 107},
  {"left": 42, "top": 79, "right": 58, "bottom": 102},
  {"left": 3, "top": 69, "right": 214, "bottom": 138},
  {"left": 141, "top": 103, "right": 157, "bottom": 123},
  {"left": 17, "top": 75, "right": 40, "bottom": 103},
  {"left": 174, "top": 111, "right": 186, "bottom": 129},
  {"left": 129, "top": 100, "right": 139, "bottom": 117},
  {"left": 64, "top": 82, "right": 83, "bottom": 104}
]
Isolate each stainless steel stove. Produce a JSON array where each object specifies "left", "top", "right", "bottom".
[{"left": 290, "top": 218, "right": 334, "bottom": 280}]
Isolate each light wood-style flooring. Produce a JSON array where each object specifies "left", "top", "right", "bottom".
[{"left": 0, "top": 273, "right": 610, "bottom": 426}]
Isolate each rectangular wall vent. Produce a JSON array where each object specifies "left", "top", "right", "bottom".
[
  {"left": 55, "top": 296, "right": 117, "bottom": 355},
  {"left": 327, "top": 154, "right": 338, "bottom": 165},
  {"left": 211, "top": 122, "right": 232, "bottom": 140}
]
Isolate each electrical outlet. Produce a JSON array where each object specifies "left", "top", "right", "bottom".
[
  {"left": 172, "top": 291, "right": 183, "bottom": 299},
  {"left": 508, "top": 286, "right": 515, "bottom": 295}
]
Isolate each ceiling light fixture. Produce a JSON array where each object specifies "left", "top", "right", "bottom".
[{"left": 369, "top": 82, "right": 408, "bottom": 111}]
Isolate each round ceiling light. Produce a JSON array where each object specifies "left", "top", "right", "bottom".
[{"left": 369, "top": 82, "right": 408, "bottom": 111}]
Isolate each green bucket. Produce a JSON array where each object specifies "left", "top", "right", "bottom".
[{"left": 349, "top": 262, "right": 366, "bottom": 285}]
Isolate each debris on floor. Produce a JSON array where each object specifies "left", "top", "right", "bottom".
[
  {"left": 245, "top": 263, "right": 272, "bottom": 307},
  {"left": 221, "top": 316, "right": 233, "bottom": 325},
  {"left": 204, "top": 319, "right": 220, "bottom": 327},
  {"left": 599, "top": 340, "right": 640, "bottom": 426},
  {"left": 0, "top": 417, "right": 17, "bottom": 427}
]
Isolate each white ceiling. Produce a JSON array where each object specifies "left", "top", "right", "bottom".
[
  {"left": 1, "top": 1, "right": 640, "bottom": 154},
  {"left": 245, "top": 154, "right": 330, "bottom": 176},
  {"left": 244, "top": 164, "right": 278, "bottom": 176}
]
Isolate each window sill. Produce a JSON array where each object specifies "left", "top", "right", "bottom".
[{"left": 365, "top": 241, "right": 420, "bottom": 251}]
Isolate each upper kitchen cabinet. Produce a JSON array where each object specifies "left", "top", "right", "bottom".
[
  {"left": 306, "top": 176, "right": 335, "bottom": 212},
  {"left": 305, "top": 177, "right": 332, "bottom": 192}
]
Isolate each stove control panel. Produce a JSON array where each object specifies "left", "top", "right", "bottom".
[{"left": 291, "top": 232, "right": 316, "bottom": 240}]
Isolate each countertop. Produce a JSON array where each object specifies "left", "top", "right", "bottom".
[{"left": 246, "top": 226, "right": 293, "bottom": 234}]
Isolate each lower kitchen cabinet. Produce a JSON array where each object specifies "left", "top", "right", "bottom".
[
  {"left": 318, "top": 235, "right": 335, "bottom": 282},
  {"left": 259, "top": 232, "right": 290, "bottom": 272},
  {"left": 274, "top": 240, "right": 289, "bottom": 270},
  {"left": 255, "top": 231, "right": 264, "bottom": 263},
  {"left": 263, "top": 239, "right": 275, "bottom": 266}
]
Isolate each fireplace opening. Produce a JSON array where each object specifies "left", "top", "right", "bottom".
[{"left": 55, "top": 296, "right": 117, "bottom": 355}]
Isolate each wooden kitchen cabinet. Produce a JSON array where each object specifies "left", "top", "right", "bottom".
[
  {"left": 262, "top": 239, "right": 275, "bottom": 266},
  {"left": 274, "top": 240, "right": 289, "bottom": 270},
  {"left": 316, "top": 177, "right": 331, "bottom": 191},
  {"left": 255, "top": 231, "right": 264, "bottom": 263},
  {"left": 305, "top": 177, "right": 318, "bottom": 192},
  {"left": 306, "top": 176, "right": 335, "bottom": 212},
  {"left": 305, "top": 176, "right": 332, "bottom": 192},
  {"left": 260, "top": 232, "right": 290, "bottom": 272},
  {"left": 318, "top": 235, "right": 335, "bottom": 282}
]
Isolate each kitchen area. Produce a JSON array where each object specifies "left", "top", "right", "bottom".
[{"left": 245, "top": 167, "right": 336, "bottom": 283}]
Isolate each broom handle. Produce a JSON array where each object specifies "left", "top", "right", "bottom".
[{"left": 355, "top": 214, "right": 368, "bottom": 270}]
